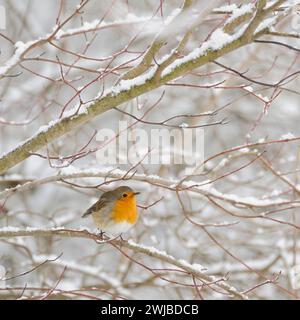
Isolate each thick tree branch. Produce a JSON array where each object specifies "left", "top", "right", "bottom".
[{"left": 0, "top": 0, "right": 291, "bottom": 175}]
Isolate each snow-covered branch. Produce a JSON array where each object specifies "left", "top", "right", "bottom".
[
  {"left": 0, "top": 0, "right": 290, "bottom": 175},
  {"left": 0, "top": 164, "right": 295, "bottom": 208},
  {"left": 0, "top": 227, "right": 248, "bottom": 299}
]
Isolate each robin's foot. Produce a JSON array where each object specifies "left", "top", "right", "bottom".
[{"left": 97, "top": 229, "right": 105, "bottom": 240}]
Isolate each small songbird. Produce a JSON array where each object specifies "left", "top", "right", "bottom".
[{"left": 82, "top": 186, "right": 140, "bottom": 236}]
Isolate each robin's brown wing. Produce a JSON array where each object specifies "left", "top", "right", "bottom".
[{"left": 82, "top": 199, "right": 106, "bottom": 218}]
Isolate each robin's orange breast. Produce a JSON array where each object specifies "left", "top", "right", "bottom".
[{"left": 111, "top": 196, "right": 138, "bottom": 224}]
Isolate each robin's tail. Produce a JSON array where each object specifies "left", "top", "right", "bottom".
[
  {"left": 82, "top": 208, "right": 92, "bottom": 218},
  {"left": 82, "top": 199, "right": 103, "bottom": 218}
]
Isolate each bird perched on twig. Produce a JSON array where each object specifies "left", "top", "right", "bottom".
[{"left": 82, "top": 186, "right": 140, "bottom": 236}]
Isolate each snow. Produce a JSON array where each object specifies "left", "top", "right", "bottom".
[
  {"left": 36, "top": 120, "right": 60, "bottom": 134},
  {"left": 0, "top": 40, "right": 37, "bottom": 76},
  {"left": 106, "top": 67, "right": 157, "bottom": 97},
  {"left": 217, "top": 158, "right": 229, "bottom": 167},
  {"left": 164, "top": 8, "right": 182, "bottom": 25},
  {"left": 55, "top": 20, "right": 103, "bottom": 39},
  {"left": 62, "top": 104, "right": 89, "bottom": 118},
  {"left": 161, "top": 24, "right": 248, "bottom": 78},
  {"left": 0, "top": 226, "right": 22, "bottom": 232},
  {"left": 55, "top": 14, "right": 152, "bottom": 39},
  {"left": 128, "top": 240, "right": 206, "bottom": 274},
  {"left": 59, "top": 165, "right": 123, "bottom": 176},
  {"left": 178, "top": 259, "right": 205, "bottom": 272},
  {"left": 225, "top": 3, "right": 255, "bottom": 25},
  {"left": 58, "top": 165, "right": 80, "bottom": 175},
  {"left": 0, "top": 226, "right": 66, "bottom": 233},
  {"left": 270, "top": 189, "right": 281, "bottom": 197},
  {"left": 281, "top": 132, "right": 295, "bottom": 139},
  {"left": 0, "top": 173, "right": 25, "bottom": 180},
  {"left": 286, "top": 0, "right": 300, "bottom": 5},
  {"left": 208, "top": 29, "right": 236, "bottom": 50},
  {"left": 213, "top": 4, "right": 238, "bottom": 13},
  {"left": 0, "top": 166, "right": 290, "bottom": 208},
  {"left": 239, "top": 147, "right": 250, "bottom": 153},
  {"left": 128, "top": 239, "right": 172, "bottom": 259},
  {"left": 179, "top": 122, "right": 189, "bottom": 128},
  {"left": 150, "top": 234, "right": 158, "bottom": 244},
  {"left": 209, "top": 188, "right": 288, "bottom": 207},
  {"left": 0, "top": 14, "right": 151, "bottom": 76},
  {"left": 255, "top": 16, "right": 278, "bottom": 33},
  {"left": 244, "top": 85, "right": 254, "bottom": 92}
]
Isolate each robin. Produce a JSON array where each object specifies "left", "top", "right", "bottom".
[{"left": 82, "top": 186, "right": 140, "bottom": 236}]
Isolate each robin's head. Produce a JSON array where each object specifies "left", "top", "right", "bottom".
[{"left": 111, "top": 186, "right": 140, "bottom": 201}]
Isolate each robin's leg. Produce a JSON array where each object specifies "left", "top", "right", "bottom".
[{"left": 119, "top": 233, "right": 125, "bottom": 241}]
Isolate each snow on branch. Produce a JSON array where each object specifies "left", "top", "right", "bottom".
[
  {"left": 0, "top": 5, "right": 152, "bottom": 78},
  {"left": 32, "top": 254, "right": 130, "bottom": 297},
  {"left": 0, "top": 227, "right": 248, "bottom": 299},
  {"left": 0, "top": 156, "right": 297, "bottom": 208},
  {"left": 0, "top": 0, "right": 294, "bottom": 176},
  {"left": 0, "top": 39, "right": 43, "bottom": 78},
  {"left": 55, "top": 14, "right": 154, "bottom": 40}
]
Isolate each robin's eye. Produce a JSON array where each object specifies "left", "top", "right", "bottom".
[{"left": 122, "top": 193, "right": 128, "bottom": 198}]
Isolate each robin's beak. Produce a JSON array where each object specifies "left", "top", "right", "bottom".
[{"left": 133, "top": 192, "right": 140, "bottom": 195}]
